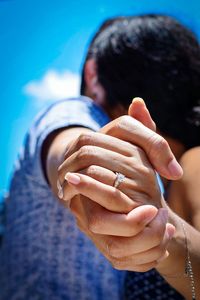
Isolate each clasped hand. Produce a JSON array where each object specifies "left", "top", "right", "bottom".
[{"left": 57, "top": 100, "right": 182, "bottom": 271}]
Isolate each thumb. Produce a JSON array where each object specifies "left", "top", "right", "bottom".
[{"left": 128, "top": 97, "right": 156, "bottom": 131}]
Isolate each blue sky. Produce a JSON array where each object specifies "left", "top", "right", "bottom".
[{"left": 1, "top": 0, "right": 200, "bottom": 195}]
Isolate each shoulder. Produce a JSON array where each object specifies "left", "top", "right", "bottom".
[
  {"left": 168, "top": 147, "right": 200, "bottom": 229},
  {"left": 178, "top": 147, "right": 200, "bottom": 195},
  {"left": 179, "top": 147, "right": 200, "bottom": 176}
]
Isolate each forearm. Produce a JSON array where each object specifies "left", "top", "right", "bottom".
[
  {"left": 156, "top": 206, "right": 200, "bottom": 299},
  {"left": 46, "top": 127, "right": 93, "bottom": 197}
]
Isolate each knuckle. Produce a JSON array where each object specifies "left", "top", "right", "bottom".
[
  {"left": 104, "top": 115, "right": 132, "bottom": 135},
  {"left": 106, "top": 239, "right": 123, "bottom": 259},
  {"left": 117, "top": 115, "right": 132, "bottom": 130},
  {"left": 105, "top": 190, "right": 133, "bottom": 213},
  {"left": 125, "top": 144, "right": 138, "bottom": 157},
  {"left": 110, "top": 258, "right": 126, "bottom": 270},
  {"left": 128, "top": 157, "right": 156, "bottom": 185},
  {"left": 141, "top": 166, "right": 156, "bottom": 185},
  {"left": 77, "top": 133, "right": 93, "bottom": 148},
  {"left": 126, "top": 156, "right": 137, "bottom": 170},
  {"left": 148, "top": 134, "right": 168, "bottom": 159},
  {"left": 136, "top": 163, "right": 152, "bottom": 177},
  {"left": 77, "top": 145, "right": 95, "bottom": 161},
  {"left": 86, "top": 165, "right": 99, "bottom": 177},
  {"left": 123, "top": 215, "right": 142, "bottom": 236},
  {"left": 87, "top": 213, "right": 101, "bottom": 233},
  {"left": 128, "top": 220, "right": 143, "bottom": 236}
]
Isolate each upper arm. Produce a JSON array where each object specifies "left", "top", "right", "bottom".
[{"left": 167, "top": 147, "right": 200, "bottom": 230}]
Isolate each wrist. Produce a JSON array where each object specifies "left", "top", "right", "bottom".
[
  {"left": 155, "top": 210, "right": 185, "bottom": 275},
  {"left": 156, "top": 216, "right": 197, "bottom": 300}
]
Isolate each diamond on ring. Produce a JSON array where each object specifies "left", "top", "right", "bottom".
[{"left": 113, "top": 172, "right": 125, "bottom": 188}]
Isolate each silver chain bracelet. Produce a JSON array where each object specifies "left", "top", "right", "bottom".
[
  {"left": 182, "top": 222, "right": 196, "bottom": 300},
  {"left": 160, "top": 222, "right": 196, "bottom": 299}
]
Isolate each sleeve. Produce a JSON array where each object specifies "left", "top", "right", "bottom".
[
  {"left": 156, "top": 173, "right": 165, "bottom": 194},
  {"left": 22, "top": 96, "right": 110, "bottom": 188}
]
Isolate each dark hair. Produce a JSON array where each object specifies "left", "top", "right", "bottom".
[
  {"left": 81, "top": 15, "right": 200, "bottom": 149},
  {"left": 80, "top": 16, "right": 126, "bottom": 94}
]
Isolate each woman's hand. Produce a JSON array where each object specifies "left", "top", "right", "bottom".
[{"left": 59, "top": 171, "right": 175, "bottom": 272}]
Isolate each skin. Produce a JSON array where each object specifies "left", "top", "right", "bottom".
[
  {"left": 47, "top": 106, "right": 177, "bottom": 271},
  {"left": 167, "top": 147, "right": 200, "bottom": 230},
  {"left": 45, "top": 60, "right": 200, "bottom": 299}
]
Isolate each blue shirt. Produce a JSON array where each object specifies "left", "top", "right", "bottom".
[{"left": 0, "top": 97, "right": 125, "bottom": 300}]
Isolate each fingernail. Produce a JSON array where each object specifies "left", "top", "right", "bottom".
[
  {"left": 65, "top": 172, "right": 80, "bottom": 185},
  {"left": 167, "top": 224, "right": 176, "bottom": 239},
  {"left": 167, "top": 158, "right": 183, "bottom": 178},
  {"left": 132, "top": 97, "right": 146, "bottom": 106},
  {"left": 57, "top": 180, "right": 63, "bottom": 199},
  {"left": 58, "top": 187, "right": 63, "bottom": 199},
  {"left": 57, "top": 179, "right": 61, "bottom": 189}
]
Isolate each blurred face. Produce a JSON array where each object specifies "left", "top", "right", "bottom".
[{"left": 84, "top": 58, "right": 128, "bottom": 119}]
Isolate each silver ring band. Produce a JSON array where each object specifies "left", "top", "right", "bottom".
[{"left": 113, "top": 172, "right": 125, "bottom": 188}]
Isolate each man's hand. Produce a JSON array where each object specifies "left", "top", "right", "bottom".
[
  {"left": 58, "top": 98, "right": 182, "bottom": 211},
  {"left": 63, "top": 98, "right": 182, "bottom": 182},
  {"left": 100, "top": 112, "right": 182, "bottom": 180},
  {"left": 59, "top": 171, "right": 175, "bottom": 272}
]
